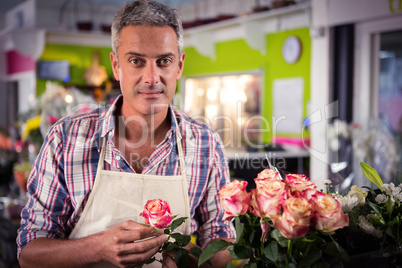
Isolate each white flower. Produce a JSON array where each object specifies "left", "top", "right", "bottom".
[
  {"left": 380, "top": 183, "right": 394, "bottom": 196},
  {"left": 358, "top": 215, "right": 383, "bottom": 239},
  {"left": 375, "top": 194, "right": 387, "bottom": 204},
  {"left": 347, "top": 185, "right": 368, "bottom": 206},
  {"left": 380, "top": 183, "right": 389, "bottom": 191},
  {"left": 390, "top": 183, "right": 401, "bottom": 195},
  {"left": 380, "top": 183, "right": 401, "bottom": 198},
  {"left": 394, "top": 193, "right": 402, "bottom": 204},
  {"left": 336, "top": 195, "right": 359, "bottom": 213}
]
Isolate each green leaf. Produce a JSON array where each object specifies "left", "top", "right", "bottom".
[
  {"left": 171, "top": 233, "right": 191, "bottom": 247},
  {"left": 174, "top": 248, "right": 189, "bottom": 268},
  {"left": 171, "top": 217, "right": 187, "bottom": 232},
  {"left": 368, "top": 201, "right": 384, "bottom": 216},
  {"left": 235, "top": 216, "right": 244, "bottom": 243},
  {"left": 164, "top": 228, "right": 170, "bottom": 235},
  {"left": 388, "top": 215, "right": 399, "bottom": 227},
  {"left": 324, "top": 241, "right": 350, "bottom": 263},
  {"left": 360, "top": 162, "right": 383, "bottom": 189},
  {"left": 244, "top": 261, "right": 258, "bottom": 268},
  {"left": 198, "top": 240, "right": 233, "bottom": 266},
  {"left": 163, "top": 242, "right": 178, "bottom": 251},
  {"left": 190, "top": 247, "right": 202, "bottom": 259},
  {"left": 264, "top": 241, "right": 278, "bottom": 262},
  {"left": 385, "top": 227, "right": 396, "bottom": 239},
  {"left": 270, "top": 229, "right": 289, "bottom": 247},
  {"left": 367, "top": 214, "right": 387, "bottom": 229},
  {"left": 299, "top": 250, "right": 322, "bottom": 268},
  {"left": 362, "top": 186, "right": 377, "bottom": 197},
  {"left": 228, "top": 246, "right": 239, "bottom": 260},
  {"left": 247, "top": 226, "right": 257, "bottom": 246},
  {"left": 231, "top": 244, "right": 254, "bottom": 259}
]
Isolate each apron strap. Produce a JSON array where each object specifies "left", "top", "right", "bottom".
[
  {"left": 171, "top": 109, "right": 191, "bottom": 234},
  {"left": 97, "top": 137, "right": 107, "bottom": 173},
  {"left": 171, "top": 109, "right": 186, "bottom": 175}
]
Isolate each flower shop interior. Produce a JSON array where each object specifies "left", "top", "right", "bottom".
[{"left": 0, "top": 0, "right": 401, "bottom": 267}]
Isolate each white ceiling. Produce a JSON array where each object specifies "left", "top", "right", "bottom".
[{"left": 1, "top": 0, "right": 199, "bottom": 13}]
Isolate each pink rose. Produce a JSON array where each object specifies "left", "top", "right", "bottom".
[
  {"left": 256, "top": 168, "right": 280, "bottom": 181},
  {"left": 140, "top": 199, "right": 173, "bottom": 229},
  {"left": 311, "top": 192, "right": 349, "bottom": 234},
  {"left": 48, "top": 115, "right": 60, "bottom": 125},
  {"left": 260, "top": 220, "right": 270, "bottom": 242},
  {"left": 271, "top": 196, "right": 313, "bottom": 239},
  {"left": 219, "top": 180, "right": 250, "bottom": 221},
  {"left": 286, "top": 174, "right": 307, "bottom": 181},
  {"left": 286, "top": 174, "right": 317, "bottom": 201},
  {"left": 250, "top": 179, "right": 286, "bottom": 218}
]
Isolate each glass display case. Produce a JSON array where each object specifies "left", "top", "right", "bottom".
[{"left": 182, "top": 72, "right": 263, "bottom": 149}]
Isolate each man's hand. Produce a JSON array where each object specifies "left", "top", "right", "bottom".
[
  {"left": 19, "top": 220, "right": 168, "bottom": 268},
  {"left": 96, "top": 220, "right": 168, "bottom": 267}
]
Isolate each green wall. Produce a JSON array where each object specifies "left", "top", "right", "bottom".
[
  {"left": 182, "top": 27, "right": 311, "bottom": 143},
  {"left": 37, "top": 44, "right": 113, "bottom": 96}
]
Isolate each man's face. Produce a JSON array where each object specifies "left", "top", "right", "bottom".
[{"left": 110, "top": 25, "right": 185, "bottom": 117}]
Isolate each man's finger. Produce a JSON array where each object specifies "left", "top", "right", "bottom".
[
  {"left": 118, "top": 221, "right": 164, "bottom": 242},
  {"left": 123, "top": 234, "right": 168, "bottom": 254}
]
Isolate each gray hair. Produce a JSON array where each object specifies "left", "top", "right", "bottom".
[{"left": 111, "top": 0, "right": 183, "bottom": 57}]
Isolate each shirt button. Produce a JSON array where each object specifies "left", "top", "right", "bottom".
[{"left": 116, "top": 156, "right": 121, "bottom": 160}]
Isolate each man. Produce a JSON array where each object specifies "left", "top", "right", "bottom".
[{"left": 16, "top": 1, "right": 235, "bottom": 267}]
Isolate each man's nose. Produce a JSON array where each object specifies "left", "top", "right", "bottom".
[{"left": 143, "top": 63, "right": 159, "bottom": 85}]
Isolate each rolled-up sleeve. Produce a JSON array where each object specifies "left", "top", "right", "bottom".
[{"left": 17, "top": 126, "right": 70, "bottom": 257}]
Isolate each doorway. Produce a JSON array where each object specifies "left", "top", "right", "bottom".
[{"left": 354, "top": 16, "right": 402, "bottom": 185}]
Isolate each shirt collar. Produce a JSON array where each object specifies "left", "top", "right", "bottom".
[
  {"left": 100, "top": 94, "right": 182, "bottom": 141},
  {"left": 100, "top": 95, "right": 122, "bottom": 139}
]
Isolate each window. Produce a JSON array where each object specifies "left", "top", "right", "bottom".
[{"left": 182, "top": 72, "right": 263, "bottom": 149}]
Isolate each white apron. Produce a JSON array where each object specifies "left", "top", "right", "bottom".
[{"left": 69, "top": 116, "right": 191, "bottom": 268}]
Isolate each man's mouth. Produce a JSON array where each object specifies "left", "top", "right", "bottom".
[{"left": 138, "top": 91, "right": 163, "bottom": 98}]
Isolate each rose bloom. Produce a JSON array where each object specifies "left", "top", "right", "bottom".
[
  {"left": 282, "top": 196, "right": 313, "bottom": 226},
  {"left": 286, "top": 174, "right": 317, "bottom": 201},
  {"left": 260, "top": 220, "right": 270, "bottom": 242},
  {"left": 347, "top": 185, "right": 368, "bottom": 206},
  {"left": 139, "top": 199, "right": 173, "bottom": 229},
  {"left": 271, "top": 196, "right": 313, "bottom": 239},
  {"left": 219, "top": 180, "right": 250, "bottom": 221},
  {"left": 312, "top": 192, "right": 349, "bottom": 234},
  {"left": 250, "top": 179, "right": 286, "bottom": 218},
  {"left": 256, "top": 168, "right": 280, "bottom": 181}
]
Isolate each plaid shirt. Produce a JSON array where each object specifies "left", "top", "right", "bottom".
[{"left": 17, "top": 95, "right": 235, "bottom": 256}]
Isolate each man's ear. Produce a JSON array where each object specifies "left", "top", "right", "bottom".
[
  {"left": 176, "top": 52, "right": 185, "bottom": 80},
  {"left": 110, "top": 51, "right": 120, "bottom": 81}
]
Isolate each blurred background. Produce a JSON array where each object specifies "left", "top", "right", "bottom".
[{"left": 0, "top": 0, "right": 401, "bottom": 266}]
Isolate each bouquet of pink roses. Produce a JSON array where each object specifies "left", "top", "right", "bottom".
[{"left": 199, "top": 169, "right": 350, "bottom": 267}]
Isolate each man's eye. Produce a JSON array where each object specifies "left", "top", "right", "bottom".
[
  {"left": 130, "top": 59, "right": 140, "bottom": 65},
  {"left": 159, "top": 59, "right": 171, "bottom": 65}
]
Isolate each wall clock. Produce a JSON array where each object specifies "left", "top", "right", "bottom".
[{"left": 282, "top": 36, "right": 302, "bottom": 64}]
